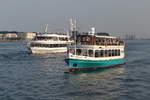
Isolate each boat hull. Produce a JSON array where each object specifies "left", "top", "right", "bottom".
[
  {"left": 65, "top": 58, "right": 125, "bottom": 70},
  {"left": 30, "top": 47, "right": 67, "bottom": 54}
]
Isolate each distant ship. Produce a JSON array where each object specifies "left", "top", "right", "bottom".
[
  {"left": 65, "top": 27, "right": 125, "bottom": 71},
  {"left": 28, "top": 24, "right": 73, "bottom": 54},
  {"left": 28, "top": 33, "right": 72, "bottom": 54}
]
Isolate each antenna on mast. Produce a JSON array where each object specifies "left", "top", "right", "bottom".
[
  {"left": 69, "top": 18, "right": 78, "bottom": 55},
  {"left": 69, "top": 18, "right": 78, "bottom": 38},
  {"left": 44, "top": 24, "right": 48, "bottom": 33}
]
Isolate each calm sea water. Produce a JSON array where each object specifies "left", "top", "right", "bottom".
[{"left": 0, "top": 40, "right": 150, "bottom": 100}]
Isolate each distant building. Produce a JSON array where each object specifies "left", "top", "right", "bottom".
[
  {"left": 3, "top": 33, "right": 18, "bottom": 40},
  {"left": 25, "top": 32, "right": 36, "bottom": 40},
  {"left": 17, "top": 32, "right": 37, "bottom": 41},
  {"left": 5, "top": 33, "right": 18, "bottom": 38},
  {"left": 125, "top": 33, "right": 136, "bottom": 40},
  {"left": 0, "top": 34, "right": 4, "bottom": 39}
]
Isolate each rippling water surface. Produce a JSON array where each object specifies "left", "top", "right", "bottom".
[{"left": 0, "top": 40, "right": 150, "bottom": 100}]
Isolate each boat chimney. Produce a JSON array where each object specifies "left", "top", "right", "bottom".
[{"left": 89, "top": 27, "right": 95, "bottom": 35}]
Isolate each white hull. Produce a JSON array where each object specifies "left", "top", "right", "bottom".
[{"left": 30, "top": 47, "right": 67, "bottom": 54}]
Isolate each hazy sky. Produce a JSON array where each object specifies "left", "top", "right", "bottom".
[{"left": 0, "top": 0, "right": 150, "bottom": 37}]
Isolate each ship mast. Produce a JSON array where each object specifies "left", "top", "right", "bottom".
[
  {"left": 69, "top": 18, "right": 78, "bottom": 55},
  {"left": 44, "top": 24, "right": 48, "bottom": 33}
]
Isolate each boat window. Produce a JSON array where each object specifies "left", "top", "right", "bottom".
[
  {"left": 47, "top": 37, "right": 58, "bottom": 41},
  {"left": 76, "top": 49, "right": 82, "bottom": 55},
  {"left": 53, "top": 44, "right": 56, "bottom": 47},
  {"left": 57, "top": 44, "right": 60, "bottom": 47},
  {"left": 50, "top": 44, "right": 53, "bottom": 47},
  {"left": 34, "top": 44, "right": 37, "bottom": 47},
  {"left": 69, "top": 49, "right": 75, "bottom": 54},
  {"left": 100, "top": 50, "right": 104, "bottom": 57},
  {"left": 108, "top": 50, "right": 112, "bottom": 57},
  {"left": 36, "top": 37, "right": 43, "bottom": 40},
  {"left": 118, "top": 49, "right": 120, "bottom": 56},
  {"left": 40, "top": 44, "right": 42, "bottom": 47},
  {"left": 62, "top": 44, "right": 67, "bottom": 47},
  {"left": 35, "top": 44, "right": 37, "bottom": 47},
  {"left": 82, "top": 36, "right": 90, "bottom": 42},
  {"left": 95, "top": 50, "right": 99, "bottom": 57},
  {"left": 39, "top": 44, "right": 41, "bottom": 47},
  {"left": 112, "top": 50, "right": 115, "bottom": 56},
  {"left": 96, "top": 37, "right": 100, "bottom": 45},
  {"left": 96, "top": 37, "right": 104, "bottom": 45},
  {"left": 106, "top": 38, "right": 109, "bottom": 45},
  {"left": 59, "top": 44, "right": 61, "bottom": 47},
  {"left": 30, "top": 43, "right": 67, "bottom": 48},
  {"left": 105, "top": 50, "right": 108, "bottom": 57},
  {"left": 88, "top": 50, "right": 93, "bottom": 57},
  {"left": 55, "top": 44, "right": 57, "bottom": 47},
  {"left": 47, "top": 44, "right": 49, "bottom": 47},
  {"left": 51, "top": 44, "right": 67, "bottom": 47},
  {"left": 59, "top": 37, "right": 68, "bottom": 41},
  {"left": 53, "top": 44, "right": 55, "bottom": 47},
  {"left": 82, "top": 49, "right": 87, "bottom": 56},
  {"left": 115, "top": 50, "right": 118, "bottom": 56}
]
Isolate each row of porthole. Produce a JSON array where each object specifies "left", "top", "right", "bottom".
[{"left": 30, "top": 44, "right": 67, "bottom": 47}]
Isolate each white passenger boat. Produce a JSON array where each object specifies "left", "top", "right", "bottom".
[{"left": 28, "top": 33, "right": 72, "bottom": 54}]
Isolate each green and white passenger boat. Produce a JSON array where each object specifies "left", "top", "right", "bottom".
[{"left": 65, "top": 27, "right": 125, "bottom": 71}]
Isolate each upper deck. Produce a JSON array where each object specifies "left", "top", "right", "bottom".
[
  {"left": 34, "top": 33, "right": 69, "bottom": 41},
  {"left": 75, "top": 34, "right": 125, "bottom": 46},
  {"left": 37, "top": 33, "right": 69, "bottom": 38}
]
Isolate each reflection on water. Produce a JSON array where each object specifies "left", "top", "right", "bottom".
[{"left": 63, "top": 66, "right": 126, "bottom": 100}]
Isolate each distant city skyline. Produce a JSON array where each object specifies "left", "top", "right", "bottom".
[{"left": 0, "top": 0, "right": 150, "bottom": 38}]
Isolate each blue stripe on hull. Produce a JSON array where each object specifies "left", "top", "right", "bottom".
[{"left": 65, "top": 59, "right": 125, "bottom": 69}]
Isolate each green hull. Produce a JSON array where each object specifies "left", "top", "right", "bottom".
[{"left": 65, "top": 58, "right": 125, "bottom": 70}]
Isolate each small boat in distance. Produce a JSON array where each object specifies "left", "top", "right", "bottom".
[{"left": 65, "top": 27, "right": 125, "bottom": 71}]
